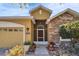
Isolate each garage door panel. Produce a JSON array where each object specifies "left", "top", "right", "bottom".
[{"left": 0, "top": 28, "right": 24, "bottom": 48}]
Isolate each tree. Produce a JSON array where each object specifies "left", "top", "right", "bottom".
[{"left": 19, "top": 3, "right": 27, "bottom": 15}]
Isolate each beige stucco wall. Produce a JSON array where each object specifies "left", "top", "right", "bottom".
[
  {"left": 0, "top": 27, "right": 23, "bottom": 48},
  {"left": 30, "top": 8, "right": 50, "bottom": 20}
]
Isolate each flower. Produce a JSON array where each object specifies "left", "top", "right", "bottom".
[{"left": 7, "top": 45, "right": 24, "bottom": 56}]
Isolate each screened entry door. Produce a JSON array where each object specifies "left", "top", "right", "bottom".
[{"left": 37, "top": 29, "right": 45, "bottom": 41}]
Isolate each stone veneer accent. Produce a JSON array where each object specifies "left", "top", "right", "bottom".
[{"left": 48, "top": 12, "right": 79, "bottom": 43}]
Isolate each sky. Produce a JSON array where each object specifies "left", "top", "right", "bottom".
[{"left": 0, "top": 3, "right": 79, "bottom": 16}]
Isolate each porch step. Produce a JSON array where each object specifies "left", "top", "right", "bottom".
[{"left": 34, "top": 41, "right": 48, "bottom": 45}]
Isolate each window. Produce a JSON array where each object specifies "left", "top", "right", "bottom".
[
  {"left": 14, "top": 29, "right": 18, "bottom": 31},
  {"left": 4, "top": 29, "right": 7, "bottom": 31},
  {"left": 37, "top": 25, "right": 44, "bottom": 29},
  {"left": 0, "top": 28, "right": 2, "bottom": 31},
  {"left": 39, "top": 10, "right": 42, "bottom": 14},
  {"left": 19, "top": 29, "right": 23, "bottom": 32},
  {"left": 9, "top": 29, "right": 13, "bottom": 31}
]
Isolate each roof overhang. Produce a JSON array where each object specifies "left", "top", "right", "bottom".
[{"left": 0, "top": 16, "right": 36, "bottom": 24}]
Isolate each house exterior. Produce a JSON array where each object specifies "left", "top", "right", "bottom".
[{"left": 0, "top": 5, "right": 79, "bottom": 48}]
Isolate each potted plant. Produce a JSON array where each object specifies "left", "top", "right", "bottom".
[{"left": 24, "top": 41, "right": 31, "bottom": 54}]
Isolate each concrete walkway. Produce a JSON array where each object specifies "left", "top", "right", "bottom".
[
  {"left": 26, "top": 44, "right": 49, "bottom": 56},
  {"left": 34, "top": 45, "right": 49, "bottom": 56}
]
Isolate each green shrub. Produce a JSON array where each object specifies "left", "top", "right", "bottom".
[
  {"left": 59, "top": 21, "right": 79, "bottom": 39},
  {"left": 24, "top": 41, "right": 32, "bottom": 45},
  {"left": 59, "top": 25, "right": 71, "bottom": 39}
]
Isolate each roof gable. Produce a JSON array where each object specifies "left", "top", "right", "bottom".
[
  {"left": 46, "top": 8, "right": 79, "bottom": 24},
  {"left": 29, "top": 5, "right": 52, "bottom": 15}
]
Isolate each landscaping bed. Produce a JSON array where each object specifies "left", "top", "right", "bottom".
[{"left": 47, "top": 42, "right": 60, "bottom": 56}]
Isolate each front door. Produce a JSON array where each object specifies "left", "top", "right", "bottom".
[{"left": 37, "top": 29, "right": 44, "bottom": 41}]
